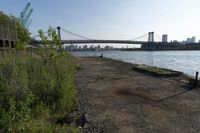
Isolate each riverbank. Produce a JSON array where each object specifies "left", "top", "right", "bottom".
[{"left": 76, "top": 57, "right": 200, "bottom": 133}]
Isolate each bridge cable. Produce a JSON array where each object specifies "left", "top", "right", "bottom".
[
  {"left": 154, "top": 33, "right": 162, "bottom": 42},
  {"left": 32, "top": 27, "right": 57, "bottom": 38},
  {"left": 61, "top": 28, "right": 93, "bottom": 40},
  {"left": 129, "top": 33, "right": 148, "bottom": 41}
]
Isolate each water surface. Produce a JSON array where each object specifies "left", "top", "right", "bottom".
[{"left": 72, "top": 51, "right": 200, "bottom": 77}]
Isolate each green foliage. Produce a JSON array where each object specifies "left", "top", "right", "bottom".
[
  {"left": 15, "top": 20, "right": 31, "bottom": 49},
  {"left": 23, "top": 120, "right": 81, "bottom": 133},
  {"left": 0, "top": 11, "right": 10, "bottom": 22},
  {"left": 38, "top": 26, "right": 63, "bottom": 59},
  {"left": 0, "top": 52, "right": 79, "bottom": 132}
]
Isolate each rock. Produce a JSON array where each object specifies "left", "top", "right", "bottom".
[{"left": 75, "top": 113, "right": 87, "bottom": 127}]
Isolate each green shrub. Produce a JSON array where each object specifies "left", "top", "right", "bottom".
[{"left": 0, "top": 52, "right": 79, "bottom": 132}]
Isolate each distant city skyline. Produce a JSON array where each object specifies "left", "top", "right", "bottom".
[{"left": 1, "top": 0, "right": 200, "bottom": 43}]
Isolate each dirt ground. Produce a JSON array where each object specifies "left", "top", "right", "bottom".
[{"left": 75, "top": 57, "right": 200, "bottom": 133}]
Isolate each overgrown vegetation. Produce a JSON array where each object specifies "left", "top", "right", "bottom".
[{"left": 0, "top": 24, "right": 81, "bottom": 132}]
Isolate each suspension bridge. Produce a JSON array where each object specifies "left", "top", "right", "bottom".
[{"left": 31, "top": 26, "right": 164, "bottom": 46}]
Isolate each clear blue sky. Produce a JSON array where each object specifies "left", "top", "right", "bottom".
[{"left": 1, "top": 0, "right": 200, "bottom": 42}]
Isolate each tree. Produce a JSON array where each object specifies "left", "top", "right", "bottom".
[
  {"left": 15, "top": 18, "right": 31, "bottom": 48},
  {"left": 38, "top": 26, "right": 63, "bottom": 59}
]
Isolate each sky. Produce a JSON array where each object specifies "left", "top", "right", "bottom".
[{"left": 1, "top": 0, "right": 200, "bottom": 43}]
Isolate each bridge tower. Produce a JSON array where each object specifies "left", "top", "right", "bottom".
[
  {"left": 148, "top": 32, "right": 154, "bottom": 42},
  {"left": 57, "top": 26, "right": 61, "bottom": 41}
]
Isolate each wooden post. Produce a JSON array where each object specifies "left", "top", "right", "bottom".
[
  {"left": 188, "top": 72, "right": 199, "bottom": 90},
  {"left": 194, "top": 71, "right": 199, "bottom": 88}
]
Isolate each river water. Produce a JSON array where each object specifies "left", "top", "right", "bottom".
[{"left": 72, "top": 51, "right": 200, "bottom": 77}]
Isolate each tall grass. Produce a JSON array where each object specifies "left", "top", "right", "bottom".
[{"left": 0, "top": 52, "right": 80, "bottom": 133}]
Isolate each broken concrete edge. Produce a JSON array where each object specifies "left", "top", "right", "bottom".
[
  {"left": 132, "top": 64, "right": 183, "bottom": 77},
  {"left": 132, "top": 64, "right": 200, "bottom": 88}
]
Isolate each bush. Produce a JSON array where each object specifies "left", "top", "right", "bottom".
[{"left": 0, "top": 52, "right": 79, "bottom": 132}]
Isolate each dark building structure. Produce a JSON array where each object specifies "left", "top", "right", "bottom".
[
  {"left": 141, "top": 42, "right": 200, "bottom": 51},
  {"left": 0, "top": 18, "right": 17, "bottom": 50}
]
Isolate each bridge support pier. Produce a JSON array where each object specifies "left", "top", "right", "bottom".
[
  {"left": 148, "top": 32, "right": 154, "bottom": 42},
  {"left": 57, "top": 26, "right": 61, "bottom": 41}
]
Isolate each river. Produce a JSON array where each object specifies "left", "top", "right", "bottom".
[{"left": 72, "top": 50, "right": 200, "bottom": 77}]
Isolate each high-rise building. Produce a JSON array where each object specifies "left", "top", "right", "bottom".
[
  {"left": 162, "top": 34, "right": 168, "bottom": 43},
  {"left": 187, "top": 38, "right": 192, "bottom": 43},
  {"left": 191, "top": 36, "right": 196, "bottom": 43},
  {"left": 186, "top": 36, "right": 196, "bottom": 43}
]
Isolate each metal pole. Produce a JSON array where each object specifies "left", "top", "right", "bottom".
[{"left": 194, "top": 71, "right": 199, "bottom": 88}]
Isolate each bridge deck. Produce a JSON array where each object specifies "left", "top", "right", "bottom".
[{"left": 32, "top": 39, "right": 148, "bottom": 44}]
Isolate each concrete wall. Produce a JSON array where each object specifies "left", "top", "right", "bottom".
[{"left": 0, "top": 19, "right": 17, "bottom": 50}]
